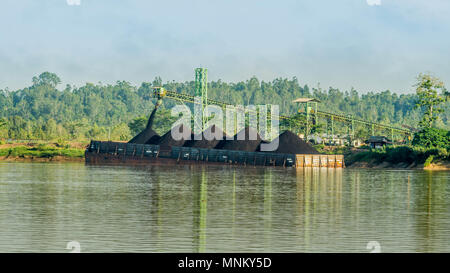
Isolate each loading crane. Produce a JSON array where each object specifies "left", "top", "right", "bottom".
[{"left": 294, "top": 98, "right": 412, "bottom": 143}]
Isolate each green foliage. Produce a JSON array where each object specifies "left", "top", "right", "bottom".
[
  {"left": 86, "top": 124, "right": 107, "bottom": 140},
  {"left": 0, "top": 118, "right": 7, "bottom": 139},
  {"left": 412, "top": 127, "right": 450, "bottom": 148},
  {"left": 129, "top": 116, "right": 148, "bottom": 135},
  {"left": 0, "top": 145, "right": 84, "bottom": 158},
  {"left": 346, "top": 145, "right": 449, "bottom": 166},
  {"left": 0, "top": 71, "right": 449, "bottom": 143},
  {"left": 384, "top": 146, "right": 417, "bottom": 164},
  {"left": 313, "top": 143, "right": 325, "bottom": 152},
  {"left": 414, "top": 73, "right": 448, "bottom": 128},
  {"left": 424, "top": 155, "right": 434, "bottom": 167},
  {"left": 313, "top": 144, "right": 352, "bottom": 156},
  {"left": 0, "top": 118, "right": 6, "bottom": 128},
  {"left": 65, "top": 119, "right": 89, "bottom": 140},
  {"left": 148, "top": 108, "right": 181, "bottom": 135},
  {"left": 32, "top": 72, "right": 61, "bottom": 88},
  {"left": 110, "top": 123, "right": 131, "bottom": 141}
]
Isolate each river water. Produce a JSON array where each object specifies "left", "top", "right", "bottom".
[{"left": 0, "top": 162, "right": 448, "bottom": 253}]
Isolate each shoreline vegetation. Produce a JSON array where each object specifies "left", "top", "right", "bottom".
[
  {"left": 1, "top": 140, "right": 449, "bottom": 170},
  {"left": 344, "top": 146, "right": 450, "bottom": 170},
  {"left": 0, "top": 72, "right": 449, "bottom": 147},
  {"left": 0, "top": 140, "right": 85, "bottom": 162},
  {"left": 315, "top": 145, "right": 450, "bottom": 170},
  {"left": 0, "top": 73, "right": 448, "bottom": 169}
]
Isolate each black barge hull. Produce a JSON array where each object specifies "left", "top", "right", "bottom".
[{"left": 85, "top": 141, "right": 344, "bottom": 168}]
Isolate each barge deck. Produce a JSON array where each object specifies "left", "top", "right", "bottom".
[{"left": 85, "top": 141, "right": 344, "bottom": 168}]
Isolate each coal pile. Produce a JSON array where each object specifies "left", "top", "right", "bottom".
[
  {"left": 220, "top": 127, "right": 262, "bottom": 152},
  {"left": 128, "top": 107, "right": 159, "bottom": 144},
  {"left": 145, "top": 134, "right": 161, "bottom": 145},
  {"left": 128, "top": 105, "right": 320, "bottom": 156},
  {"left": 258, "top": 130, "right": 319, "bottom": 154},
  {"left": 183, "top": 125, "right": 227, "bottom": 149},
  {"left": 157, "top": 123, "right": 191, "bottom": 148},
  {"left": 128, "top": 129, "right": 159, "bottom": 145}
]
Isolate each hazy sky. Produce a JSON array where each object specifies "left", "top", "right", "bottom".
[{"left": 1, "top": 0, "right": 449, "bottom": 93}]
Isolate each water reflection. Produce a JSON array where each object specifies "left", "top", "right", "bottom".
[
  {"left": 263, "top": 170, "right": 272, "bottom": 250},
  {"left": 192, "top": 169, "right": 208, "bottom": 252},
  {"left": 295, "top": 168, "right": 343, "bottom": 251},
  {"left": 0, "top": 163, "right": 449, "bottom": 252},
  {"left": 411, "top": 170, "right": 449, "bottom": 253}
]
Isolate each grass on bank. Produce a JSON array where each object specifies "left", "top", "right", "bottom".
[
  {"left": 313, "top": 143, "right": 449, "bottom": 167},
  {"left": 345, "top": 146, "right": 449, "bottom": 166},
  {"left": 0, "top": 143, "right": 85, "bottom": 158}
]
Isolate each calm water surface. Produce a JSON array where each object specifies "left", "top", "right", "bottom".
[{"left": 0, "top": 162, "right": 449, "bottom": 252}]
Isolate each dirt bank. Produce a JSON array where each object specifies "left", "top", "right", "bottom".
[
  {"left": 0, "top": 155, "right": 84, "bottom": 162},
  {"left": 423, "top": 162, "right": 450, "bottom": 170},
  {"left": 347, "top": 160, "right": 450, "bottom": 170},
  {"left": 0, "top": 142, "right": 86, "bottom": 162}
]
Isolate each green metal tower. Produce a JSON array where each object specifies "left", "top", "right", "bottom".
[
  {"left": 195, "top": 68, "right": 208, "bottom": 129},
  {"left": 293, "top": 98, "right": 320, "bottom": 140}
]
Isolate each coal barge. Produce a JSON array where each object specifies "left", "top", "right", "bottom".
[
  {"left": 85, "top": 141, "right": 344, "bottom": 168},
  {"left": 85, "top": 102, "right": 344, "bottom": 169}
]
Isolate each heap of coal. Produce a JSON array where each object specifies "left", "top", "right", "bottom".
[
  {"left": 219, "top": 127, "right": 262, "bottom": 152},
  {"left": 157, "top": 123, "right": 192, "bottom": 148},
  {"left": 128, "top": 107, "right": 159, "bottom": 144},
  {"left": 258, "top": 130, "right": 319, "bottom": 154},
  {"left": 183, "top": 125, "right": 227, "bottom": 149},
  {"left": 145, "top": 134, "right": 161, "bottom": 145},
  {"left": 129, "top": 105, "right": 320, "bottom": 155}
]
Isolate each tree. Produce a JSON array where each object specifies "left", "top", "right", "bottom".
[
  {"left": 87, "top": 124, "right": 107, "bottom": 140},
  {"left": 414, "top": 73, "right": 448, "bottom": 128},
  {"left": 1, "top": 71, "right": 450, "bottom": 142},
  {"left": 43, "top": 118, "right": 58, "bottom": 140},
  {"left": 111, "top": 123, "right": 131, "bottom": 141},
  {"left": 128, "top": 116, "right": 147, "bottom": 135},
  {"left": 412, "top": 127, "right": 449, "bottom": 148},
  {"left": 32, "top": 72, "right": 61, "bottom": 88},
  {"left": 0, "top": 118, "right": 7, "bottom": 139},
  {"left": 280, "top": 113, "right": 306, "bottom": 132},
  {"left": 0, "top": 118, "right": 6, "bottom": 129},
  {"left": 65, "top": 119, "right": 88, "bottom": 140},
  {"left": 152, "top": 76, "right": 162, "bottom": 87},
  {"left": 7, "top": 116, "right": 32, "bottom": 139}
]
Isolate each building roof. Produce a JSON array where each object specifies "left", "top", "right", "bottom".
[{"left": 292, "top": 98, "right": 321, "bottom": 103}]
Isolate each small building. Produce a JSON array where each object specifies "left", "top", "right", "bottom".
[
  {"left": 292, "top": 98, "right": 322, "bottom": 104},
  {"left": 352, "top": 138, "right": 364, "bottom": 147},
  {"left": 368, "top": 136, "right": 391, "bottom": 149}
]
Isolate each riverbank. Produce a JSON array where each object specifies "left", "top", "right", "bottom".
[
  {"left": 343, "top": 146, "right": 450, "bottom": 170},
  {"left": 2, "top": 141, "right": 449, "bottom": 170},
  {"left": 0, "top": 141, "right": 86, "bottom": 162},
  {"left": 346, "top": 160, "right": 450, "bottom": 170}
]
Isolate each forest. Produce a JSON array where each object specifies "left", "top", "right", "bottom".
[{"left": 0, "top": 72, "right": 449, "bottom": 142}]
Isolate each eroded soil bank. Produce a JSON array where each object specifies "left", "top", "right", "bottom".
[
  {"left": 0, "top": 155, "right": 84, "bottom": 162},
  {"left": 347, "top": 160, "right": 450, "bottom": 170}
]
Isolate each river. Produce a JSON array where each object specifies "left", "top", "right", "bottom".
[{"left": 0, "top": 162, "right": 449, "bottom": 253}]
